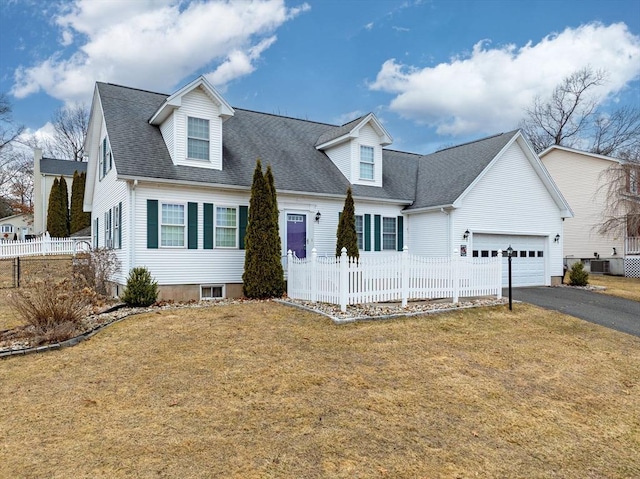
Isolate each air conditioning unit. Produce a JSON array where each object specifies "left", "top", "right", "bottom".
[{"left": 590, "top": 260, "right": 610, "bottom": 274}]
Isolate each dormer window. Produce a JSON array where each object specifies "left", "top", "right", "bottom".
[
  {"left": 360, "top": 145, "right": 374, "bottom": 180},
  {"left": 187, "top": 117, "right": 210, "bottom": 161}
]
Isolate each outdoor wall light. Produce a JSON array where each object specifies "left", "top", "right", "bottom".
[
  {"left": 612, "top": 247, "right": 617, "bottom": 256},
  {"left": 463, "top": 229, "right": 470, "bottom": 240},
  {"left": 554, "top": 234, "right": 560, "bottom": 243},
  {"left": 315, "top": 211, "right": 321, "bottom": 222}
]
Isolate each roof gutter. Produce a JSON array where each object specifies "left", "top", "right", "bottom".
[{"left": 402, "top": 204, "right": 455, "bottom": 214}]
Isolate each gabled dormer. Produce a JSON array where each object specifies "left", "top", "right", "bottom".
[
  {"left": 316, "top": 113, "right": 392, "bottom": 187},
  {"left": 149, "top": 76, "right": 234, "bottom": 170}
]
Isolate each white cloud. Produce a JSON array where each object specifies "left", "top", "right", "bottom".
[
  {"left": 11, "top": 0, "right": 310, "bottom": 104},
  {"left": 364, "top": 22, "right": 374, "bottom": 31},
  {"left": 370, "top": 22, "right": 640, "bottom": 136}
]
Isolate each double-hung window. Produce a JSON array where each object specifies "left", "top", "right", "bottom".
[
  {"left": 104, "top": 209, "right": 112, "bottom": 248},
  {"left": 93, "top": 218, "right": 99, "bottom": 248},
  {"left": 1, "top": 225, "right": 13, "bottom": 234},
  {"left": 215, "top": 206, "right": 237, "bottom": 248},
  {"left": 113, "top": 204, "right": 120, "bottom": 249},
  {"left": 360, "top": 145, "right": 374, "bottom": 180},
  {"left": 355, "top": 215, "right": 364, "bottom": 250},
  {"left": 382, "top": 217, "right": 396, "bottom": 250},
  {"left": 187, "top": 117, "right": 210, "bottom": 161},
  {"left": 161, "top": 203, "right": 185, "bottom": 247}
]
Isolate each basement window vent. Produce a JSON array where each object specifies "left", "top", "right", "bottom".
[{"left": 201, "top": 285, "right": 224, "bottom": 300}]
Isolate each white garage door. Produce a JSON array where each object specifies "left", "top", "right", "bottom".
[{"left": 472, "top": 234, "right": 547, "bottom": 287}]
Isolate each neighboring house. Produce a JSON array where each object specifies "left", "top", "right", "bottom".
[
  {"left": 0, "top": 213, "right": 33, "bottom": 241},
  {"left": 84, "top": 76, "right": 572, "bottom": 301},
  {"left": 33, "top": 149, "right": 88, "bottom": 235},
  {"left": 540, "top": 145, "right": 640, "bottom": 276}
]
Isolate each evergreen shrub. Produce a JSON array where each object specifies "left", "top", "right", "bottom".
[
  {"left": 568, "top": 262, "right": 589, "bottom": 287},
  {"left": 121, "top": 267, "right": 158, "bottom": 307}
]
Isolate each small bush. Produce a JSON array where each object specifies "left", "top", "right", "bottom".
[
  {"left": 73, "top": 248, "right": 121, "bottom": 296},
  {"left": 569, "top": 262, "right": 589, "bottom": 286},
  {"left": 8, "top": 276, "right": 95, "bottom": 345},
  {"left": 121, "top": 267, "right": 158, "bottom": 307}
]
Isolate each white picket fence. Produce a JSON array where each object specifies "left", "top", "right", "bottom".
[
  {"left": 287, "top": 247, "right": 503, "bottom": 312},
  {"left": 0, "top": 232, "right": 91, "bottom": 259}
]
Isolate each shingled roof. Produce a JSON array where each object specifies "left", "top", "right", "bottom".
[
  {"left": 40, "top": 158, "right": 87, "bottom": 176},
  {"left": 97, "top": 82, "right": 520, "bottom": 210}
]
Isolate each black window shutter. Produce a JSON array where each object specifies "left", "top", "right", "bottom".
[
  {"left": 374, "top": 215, "right": 381, "bottom": 251},
  {"left": 203, "top": 203, "right": 213, "bottom": 249},
  {"left": 239, "top": 206, "right": 248, "bottom": 249},
  {"left": 397, "top": 216, "right": 404, "bottom": 251},
  {"left": 188, "top": 202, "right": 198, "bottom": 249},
  {"left": 364, "top": 214, "right": 371, "bottom": 251},
  {"left": 147, "top": 199, "right": 158, "bottom": 249}
]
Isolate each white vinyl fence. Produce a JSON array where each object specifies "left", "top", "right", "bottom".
[
  {"left": 287, "top": 247, "right": 503, "bottom": 312},
  {"left": 0, "top": 232, "right": 91, "bottom": 259}
]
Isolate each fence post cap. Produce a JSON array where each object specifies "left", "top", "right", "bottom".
[
  {"left": 341, "top": 247, "right": 347, "bottom": 254},
  {"left": 311, "top": 247, "right": 317, "bottom": 254},
  {"left": 403, "top": 245, "right": 409, "bottom": 253}
]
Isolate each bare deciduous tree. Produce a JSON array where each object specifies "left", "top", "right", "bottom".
[
  {"left": 520, "top": 67, "right": 606, "bottom": 153},
  {"left": 51, "top": 103, "right": 89, "bottom": 161},
  {"left": 590, "top": 106, "right": 640, "bottom": 157},
  {"left": 0, "top": 93, "right": 24, "bottom": 153},
  {"left": 598, "top": 152, "right": 640, "bottom": 238}
]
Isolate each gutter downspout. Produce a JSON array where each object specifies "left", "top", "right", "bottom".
[
  {"left": 441, "top": 207, "right": 451, "bottom": 257},
  {"left": 130, "top": 179, "right": 138, "bottom": 273}
]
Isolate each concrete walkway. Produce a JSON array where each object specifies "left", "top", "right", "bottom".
[{"left": 510, "top": 286, "right": 640, "bottom": 337}]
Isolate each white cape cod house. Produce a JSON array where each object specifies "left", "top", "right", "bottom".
[{"left": 84, "top": 76, "right": 572, "bottom": 301}]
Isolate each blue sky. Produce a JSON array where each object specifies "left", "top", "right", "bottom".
[{"left": 1, "top": 0, "right": 639, "bottom": 154}]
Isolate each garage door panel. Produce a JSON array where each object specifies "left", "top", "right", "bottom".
[{"left": 472, "top": 234, "right": 546, "bottom": 287}]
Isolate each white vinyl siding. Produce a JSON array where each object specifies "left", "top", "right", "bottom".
[
  {"left": 352, "top": 124, "right": 383, "bottom": 187},
  {"left": 215, "top": 206, "right": 237, "bottom": 248},
  {"left": 541, "top": 149, "right": 624, "bottom": 259},
  {"left": 323, "top": 142, "right": 351, "bottom": 181},
  {"left": 161, "top": 203, "right": 185, "bottom": 247},
  {"left": 454, "top": 139, "right": 564, "bottom": 282},
  {"left": 169, "top": 88, "right": 223, "bottom": 170},
  {"left": 407, "top": 210, "right": 449, "bottom": 257},
  {"left": 360, "top": 145, "right": 374, "bottom": 180}
]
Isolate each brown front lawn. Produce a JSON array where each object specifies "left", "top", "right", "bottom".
[
  {"left": 589, "top": 274, "right": 640, "bottom": 302},
  {"left": 1, "top": 301, "right": 638, "bottom": 478}
]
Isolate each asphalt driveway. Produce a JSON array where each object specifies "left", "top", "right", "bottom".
[{"left": 510, "top": 286, "right": 640, "bottom": 337}]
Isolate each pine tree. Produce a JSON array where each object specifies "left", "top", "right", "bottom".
[
  {"left": 70, "top": 171, "right": 90, "bottom": 234},
  {"left": 46, "top": 178, "right": 66, "bottom": 237},
  {"left": 336, "top": 187, "right": 359, "bottom": 258},
  {"left": 264, "top": 164, "right": 285, "bottom": 295},
  {"left": 58, "top": 175, "right": 70, "bottom": 237},
  {"left": 242, "top": 159, "right": 285, "bottom": 298}
]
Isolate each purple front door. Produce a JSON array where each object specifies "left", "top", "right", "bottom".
[{"left": 287, "top": 214, "right": 307, "bottom": 258}]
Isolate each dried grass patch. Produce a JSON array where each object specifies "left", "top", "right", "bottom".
[
  {"left": 1, "top": 302, "right": 639, "bottom": 478},
  {"left": 589, "top": 274, "right": 640, "bottom": 302}
]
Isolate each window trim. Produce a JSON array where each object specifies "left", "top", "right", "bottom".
[
  {"left": 187, "top": 116, "right": 210, "bottom": 161},
  {"left": 214, "top": 205, "right": 238, "bottom": 249},
  {"left": 1, "top": 224, "right": 13, "bottom": 234},
  {"left": 113, "top": 204, "right": 121, "bottom": 249},
  {"left": 355, "top": 215, "right": 364, "bottom": 250},
  {"left": 382, "top": 216, "right": 396, "bottom": 251},
  {"left": 104, "top": 209, "right": 112, "bottom": 248},
  {"left": 201, "top": 284, "right": 225, "bottom": 300},
  {"left": 630, "top": 168, "right": 639, "bottom": 195},
  {"left": 160, "top": 202, "right": 187, "bottom": 248},
  {"left": 359, "top": 145, "right": 375, "bottom": 181}
]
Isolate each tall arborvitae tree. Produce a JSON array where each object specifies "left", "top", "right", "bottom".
[
  {"left": 58, "top": 175, "right": 70, "bottom": 237},
  {"left": 336, "top": 187, "right": 359, "bottom": 258},
  {"left": 46, "top": 178, "right": 66, "bottom": 237},
  {"left": 242, "top": 159, "right": 285, "bottom": 298},
  {"left": 70, "top": 170, "right": 90, "bottom": 234},
  {"left": 264, "top": 164, "right": 285, "bottom": 295}
]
